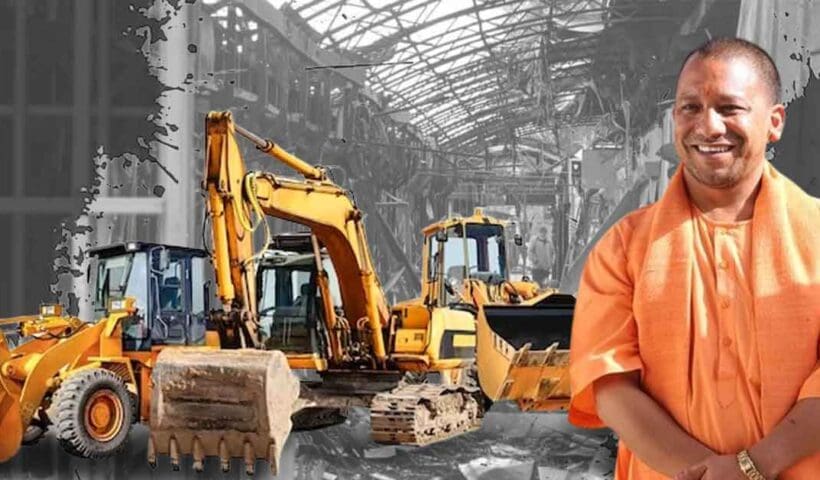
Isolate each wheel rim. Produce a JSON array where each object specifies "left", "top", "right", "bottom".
[{"left": 83, "top": 390, "right": 124, "bottom": 442}]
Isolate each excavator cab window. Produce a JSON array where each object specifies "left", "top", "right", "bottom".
[
  {"left": 190, "top": 258, "right": 208, "bottom": 323},
  {"left": 258, "top": 264, "right": 315, "bottom": 353},
  {"left": 256, "top": 251, "right": 340, "bottom": 355}
]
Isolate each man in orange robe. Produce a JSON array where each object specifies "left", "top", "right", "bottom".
[{"left": 568, "top": 38, "right": 820, "bottom": 480}]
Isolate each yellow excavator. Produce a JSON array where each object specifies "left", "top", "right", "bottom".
[{"left": 197, "top": 110, "right": 484, "bottom": 449}]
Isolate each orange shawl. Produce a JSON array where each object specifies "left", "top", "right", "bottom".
[{"left": 569, "top": 162, "right": 820, "bottom": 478}]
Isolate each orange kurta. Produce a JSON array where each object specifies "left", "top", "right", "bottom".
[{"left": 568, "top": 163, "right": 820, "bottom": 479}]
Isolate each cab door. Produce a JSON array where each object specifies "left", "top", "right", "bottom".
[{"left": 148, "top": 249, "right": 206, "bottom": 346}]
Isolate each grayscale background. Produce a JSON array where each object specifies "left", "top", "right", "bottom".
[{"left": 0, "top": 0, "right": 817, "bottom": 478}]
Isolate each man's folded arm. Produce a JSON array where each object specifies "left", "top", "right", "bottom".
[
  {"left": 748, "top": 362, "right": 820, "bottom": 478},
  {"left": 594, "top": 372, "right": 714, "bottom": 477},
  {"left": 569, "top": 226, "right": 713, "bottom": 476}
]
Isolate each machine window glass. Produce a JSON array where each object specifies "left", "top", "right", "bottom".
[
  {"left": 464, "top": 224, "right": 506, "bottom": 281},
  {"left": 482, "top": 233, "right": 504, "bottom": 278},
  {"left": 466, "top": 238, "right": 479, "bottom": 272},
  {"left": 188, "top": 256, "right": 208, "bottom": 346},
  {"left": 190, "top": 257, "right": 206, "bottom": 316},
  {"left": 291, "top": 270, "right": 312, "bottom": 306},
  {"left": 124, "top": 253, "right": 148, "bottom": 317},
  {"left": 442, "top": 229, "right": 468, "bottom": 284},
  {"left": 321, "top": 258, "right": 343, "bottom": 308},
  {"left": 158, "top": 258, "right": 184, "bottom": 312},
  {"left": 258, "top": 267, "right": 279, "bottom": 317},
  {"left": 121, "top": 253, "right": 149, "bottom": 350},
  {"left": 148, "top": 250, "right": 191, "bottom": 346},
  {"left": 95, "top": 256, "right": 126, "bottom": 314},
  {"left": 258, "top": 265, "right": 314, "bottom": 352},
  {"left": 427, "top": 235, "right": 436, "bottom": 281},
  {"left": 94, "top": 253, "right": 147, "bottom": 321}
]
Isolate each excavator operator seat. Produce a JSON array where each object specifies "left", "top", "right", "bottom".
[
  {"left": 159, "top": 277, "right": 182, "bottom": 311},
  {"left": 293, "top": 283, "right": 310, "bottom": 311}
]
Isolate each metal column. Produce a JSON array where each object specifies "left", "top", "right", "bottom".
[
  {"left": 11, "top": 0, "right": 26, "bottom": 316},
  {"left": 158, "top": 1, "right": 195, "bottom": 247}
]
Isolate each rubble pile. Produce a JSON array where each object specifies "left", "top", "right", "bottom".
[
  {"left": 0, "top": 405, "right": 616, "bottom": 479},
  {"left": 285, "top": 407, "right": 616, "bottom": 480}
]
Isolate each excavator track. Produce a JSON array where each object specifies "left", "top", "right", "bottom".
[{"left": 369, "top": 383, "right": 484, "bottom": 446}]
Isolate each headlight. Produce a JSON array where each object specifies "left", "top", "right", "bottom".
[
  {"left": 108, "top": 298, "right": 135, "bottom": 312},
  {"left": 39, "top": 304, "right": 62, "bottom": 317}
]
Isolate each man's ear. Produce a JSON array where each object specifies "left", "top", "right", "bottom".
[{"left": 769, "top": 104, "right": 786, "bottom": 142}]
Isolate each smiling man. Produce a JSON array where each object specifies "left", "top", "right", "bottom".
[{"left": 567, "top": 38, "right": 820, "bottom": 480}]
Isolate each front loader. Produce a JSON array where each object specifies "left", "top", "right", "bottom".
[
  {"left": 0, "top": 300, "right": 142, "bottom": 464},
  {"left": 416, "top": 209, "right": 577, "bottom": 412},
  {"left": 0, "top": 242, "right": 299, "bottom": 475},
  {"left": 0, "top": 306, "right": 86, "bottom": 461}
]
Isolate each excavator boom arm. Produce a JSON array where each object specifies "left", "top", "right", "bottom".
[{"left": 203, "top": 111, "right": 390, "bottom": 361}]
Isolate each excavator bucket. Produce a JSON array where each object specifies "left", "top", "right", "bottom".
[
  {"left": 475, "top": 294, "right": 575, "bottom": 411},
  {"left": 149, "top": 348, "right": 300, "bottom": 475},
  {"left": 0, "top": 333, "right": 23, "bottom": 462}
]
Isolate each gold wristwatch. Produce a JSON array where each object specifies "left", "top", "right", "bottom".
[{"left": 736, "top": 450, "right": 768, "bottom": 480}]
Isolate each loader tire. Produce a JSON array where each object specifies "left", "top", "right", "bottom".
[{"left": 53, "top": 369, "right": 135, "bottom": 459}]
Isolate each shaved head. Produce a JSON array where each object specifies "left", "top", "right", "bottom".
[{"left": 679, "top": 37, "right": 781, "bottom": 104}]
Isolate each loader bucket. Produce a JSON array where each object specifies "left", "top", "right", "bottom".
[
  {"left": 475, "top": 294, "right": 575, "bottom": 411},
  {"left": 0, "top": 333, "right": 23, "bottom": 462},
  {"left": 150, "top": 348, "right": 300, "bottom": 475}
]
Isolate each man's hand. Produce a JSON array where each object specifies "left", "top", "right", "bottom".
[
  {"left": 594, "top": 372, "right": 714, "bottom": 476},
  {"left": 748, "top": 397, "right": 820, "bottom": 478},
  {"left": 673, "top": 455, "right": 747, "bottom": 480}
]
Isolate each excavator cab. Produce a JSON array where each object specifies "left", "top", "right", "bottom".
[
  {"left": 256, "top": 234, "right": 341, "bottom": 358},
  {"left": 89, "top": 242, "right": 211, "bottom": 351}
]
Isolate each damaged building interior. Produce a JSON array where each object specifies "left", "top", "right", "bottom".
[{"left": 0, "top": 0, "right": 819, "bottom": 479}]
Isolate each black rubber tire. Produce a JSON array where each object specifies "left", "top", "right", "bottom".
[{"left": 52, "top": 369, "right": 135, "bottom": 459}]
